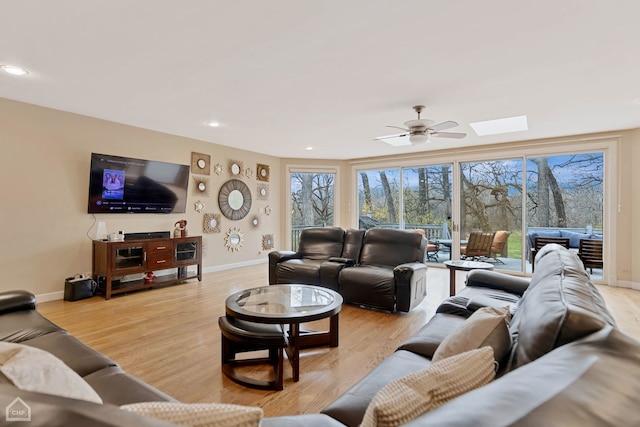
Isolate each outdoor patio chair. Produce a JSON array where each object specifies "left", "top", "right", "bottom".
[
  {"left": 578, "top": 238, "right": 603, "bottom": 273},
  {"left": 531, "top": 236, "right": 570, "bottom": 272},
  {"left": 489, "top": 230, "right": 511, "bottom": 263},
  {"left": 460, "top": 231, "right": 496, "bottom": 261},
  {"left": 410, "top": 228, "right": 439, "bottom": 262}
]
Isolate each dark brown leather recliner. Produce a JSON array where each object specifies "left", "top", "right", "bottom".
[
  {"left": 338, "top": 228, "right": 427, "bottom": 312},
  {"left": 268, "top": 227, "right": 350, "bottom": 291}
]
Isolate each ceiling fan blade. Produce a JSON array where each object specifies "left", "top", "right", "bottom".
[
  {"left": 431, "top": 131, "right": 466, "bottom": 139},
  {"left": 374, "top": 132, "right": 409, "bottom": 140},
  {"left": 374, "top": 133, "right": 412, "bottom": 147},
  {"left": 429, "top": 121, "right": 459, "bottom": 132},
  {"left": 386, "top": 125, "right": 410, "bottom": 132}
]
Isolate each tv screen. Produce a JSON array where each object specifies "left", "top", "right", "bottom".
[{"left": 88, "top": 153, "right": 190, "bottom": 214}]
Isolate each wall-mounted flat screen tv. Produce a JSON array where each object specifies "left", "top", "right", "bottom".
[{"left": 88, "top": 153, "right": 190, "bottom": 214}]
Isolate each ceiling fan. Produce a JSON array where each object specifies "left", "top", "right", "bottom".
[{"left": 374, "top": 105, "right": 466, "bottom": 146}]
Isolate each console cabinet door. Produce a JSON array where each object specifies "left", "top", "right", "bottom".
[
  {"left": 174, "top": 237, "right": 201, "bottom": 266},
  {"left": 111, "top": 242, "right": 146, "bottom": 274}
]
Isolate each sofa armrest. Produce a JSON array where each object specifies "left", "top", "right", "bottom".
[
  {"left": 0, "top": 291, "right": 36, "bottom": 315},
  {"left": 394, "top": 262, "right": 428, "bottom": 312},
  {"left": 465, "top": 270, "right": 530, "bottom": 296},
  {"left": 319, "top": 261, "right": 348, "bottom": 292},
  {"left": 268, "top": 251, "right": 302, "bottom": 284}
]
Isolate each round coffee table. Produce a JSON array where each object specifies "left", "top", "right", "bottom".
[
  {"left": 225, "top": 284, "right": 343, "bottom": 382},
  {"left": 443, "top": 260, "right": 494, "bottom": 296}
]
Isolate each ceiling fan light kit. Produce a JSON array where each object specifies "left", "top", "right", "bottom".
[
  {"left": 409, "top": 133, "right": 429, "bottom": 144},
  {"left": 375, "top": 105, "right": 466, "bottom": 146}
]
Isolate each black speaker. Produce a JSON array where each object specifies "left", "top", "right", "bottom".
[
  {"left": 124, "top": 231, "right": 171, "bottom": 240},
  {"left": 64, "top": 277, "right": 95, "bottom": 301}
]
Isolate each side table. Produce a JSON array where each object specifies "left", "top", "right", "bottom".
[{"left": 443, "top": 260, "right": 494, "bottom": 296}]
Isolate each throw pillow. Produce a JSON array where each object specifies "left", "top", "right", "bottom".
[
  {"left": 432, "top": 306, "right": 511, "bottom": 364},
  {"left": 121, "top": 402, "right": 263, "bottom": 427},
  {"left": 0, "top": 342, "right": 102, "bottom": 404},
  {"left": 360, "top": 347, "right": 495, "bottom": 427}
]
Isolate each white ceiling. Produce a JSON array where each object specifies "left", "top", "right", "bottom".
[{"left": 2, "top": 1, "right": 640, "bottom": 160}]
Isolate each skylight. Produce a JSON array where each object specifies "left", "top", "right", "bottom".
[{"left": 470, "top": 115, "right": 528, "bottom": 136}]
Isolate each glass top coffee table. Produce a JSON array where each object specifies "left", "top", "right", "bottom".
[
  {"left": 443, "top": 260, "right": 494, "bottom": 296},
  {"left": 225, "top": 284, "right": 343, "bottom": 382}
]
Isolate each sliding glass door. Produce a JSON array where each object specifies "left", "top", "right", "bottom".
[
  {"left": 355, "top": 150, "right": 605, "bottom": 277},
  {"left": 459, "top": 159, "right": 523, "bottom": 270},
  {"left": 525, "top": 153, "right": 604, "bottom": 276}
]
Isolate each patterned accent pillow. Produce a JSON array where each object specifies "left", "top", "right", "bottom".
[
  {"left": 432, "top": 306, "right": 511, "bottom": 364},
  {"left": 360, "top": 347, "right": 495, "bottom": 427},
  {"left": 120, "top": 401, "right": 263, "bottom": 427}
]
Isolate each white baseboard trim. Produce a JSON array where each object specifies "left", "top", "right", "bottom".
[
  {"left": 202, "top": 258, "right": 267, "bottom": 274},
  {"left": 613, "top": 280, "right": 640, "bottom": 290},
  {"left": 36, "top": 291, "right": 65, "bottom": 304},
  {"left": 35, "top": 259, "right": 268, "bottom": 302}
]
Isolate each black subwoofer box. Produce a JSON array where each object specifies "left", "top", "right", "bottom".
[{"left": 64, "top": 277, "right": 95, "bottom": 301}]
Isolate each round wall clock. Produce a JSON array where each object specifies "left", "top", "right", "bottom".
[{"left": 218, "top": 179, "right": 252, "bottom": 220}]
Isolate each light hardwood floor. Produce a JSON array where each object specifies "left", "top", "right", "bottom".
[{"left": 37, "top": 265, "right": 640, "bottom": 418}]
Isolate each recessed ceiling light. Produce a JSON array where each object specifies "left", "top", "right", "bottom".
[
  {"left": 305, "top": 146, "right": 313, "bottom": 150},
  {"left": 470, "top": 115, "right": 528, "bottom": 136},
  {"left": 206, "top": 121, "right": 220, "bottom": 127},
  {"left": 1, "top": 65, "right": 29, "bottom": 76}
]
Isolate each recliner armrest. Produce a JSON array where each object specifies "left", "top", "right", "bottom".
[
  {"left": 0, "top": 290, "right": 37, "bottom": 315},
  {"left": 394, "top": 262, "right": 428, "bottom": 312},
  {"left": 465, "top": 269, "right": 530, "bottom": 296},
  {"left": 393, "top": 262, "right": 427, "bottom": 275},
  {"left": 268, "top": 250, "right": 302, "bottom": 263},
  {"left": 268, "top": 251, "right": 304, "bottom": 284},
  {"left": 328, "top": 257, "right": 356, "bottom": 266}
]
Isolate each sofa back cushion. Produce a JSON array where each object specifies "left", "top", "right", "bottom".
[
  {"left": 509, "top": 245, "right": 615, "bottom": 369},
  {"left": 403, "top": 327, "right": 640, "bottom": 427},
  {"left": 341, "top": 229, "right": 365, "bottom": 260},
  {"left": 359, "top": 229, "right": 425, "bottom": 268},
  {"left": 297, "top": 227, "right": 345, "bottom": 260}
]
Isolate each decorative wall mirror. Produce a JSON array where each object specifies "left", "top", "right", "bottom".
[
  {"left": 257, "top": 184, "right": 269, "bottom": 200},
  {"left": 191, "top": 152, "right": 211, "bottom": 175},
  {"left": 264, "top": 205, "right": 272, "bottom": 216},
  {"left": 245, "top": 167, "right": 253, "bottom": 178},
  {"left": 218, "top": 179, "right": 252, "bottom": 220},
  {"left": 213, "top": 163, "right": 224, "bottom": 175},
  {"left": 257, "top": 163, "right": 270, "bottom": 182},
  {"left": 251, "top": 216, "right": 259, "bottom": 227},
  {"left": 224, "top": 227, "right": 244, "bottom": 252},
  {"left": 192, "top": 176, "right": 210, "bottom": 197},
  {"left": 203, "top": 213, "right": 222, "bottom": 233},
  {"left": 229, "top": 160, "right": 243, "bottom": 176},
  {"left": 194, "top": 200, "right": 205, "bottom": 213},
  {"left": 262, "top": 234, "right": 274, "bottom": 250}
]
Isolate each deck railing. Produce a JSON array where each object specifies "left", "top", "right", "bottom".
[{"left": 290, "top": 223, "right": 451, "bottom": 251}]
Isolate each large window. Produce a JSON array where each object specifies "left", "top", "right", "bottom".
[
  {"left": 357, "top": 168, "right": 400, "bottom": 229},
  {"left": 356, "top": 166, "right": 452, "bottom": 235},
  {"left": 403, "top": 165, "right": 452, "bottom": 240},
  {"left": 290, "top": 171, "right": 335, "bottom": 250},
  {"left": 355, "top": 150, "right": 606, "bottom": 278}
]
